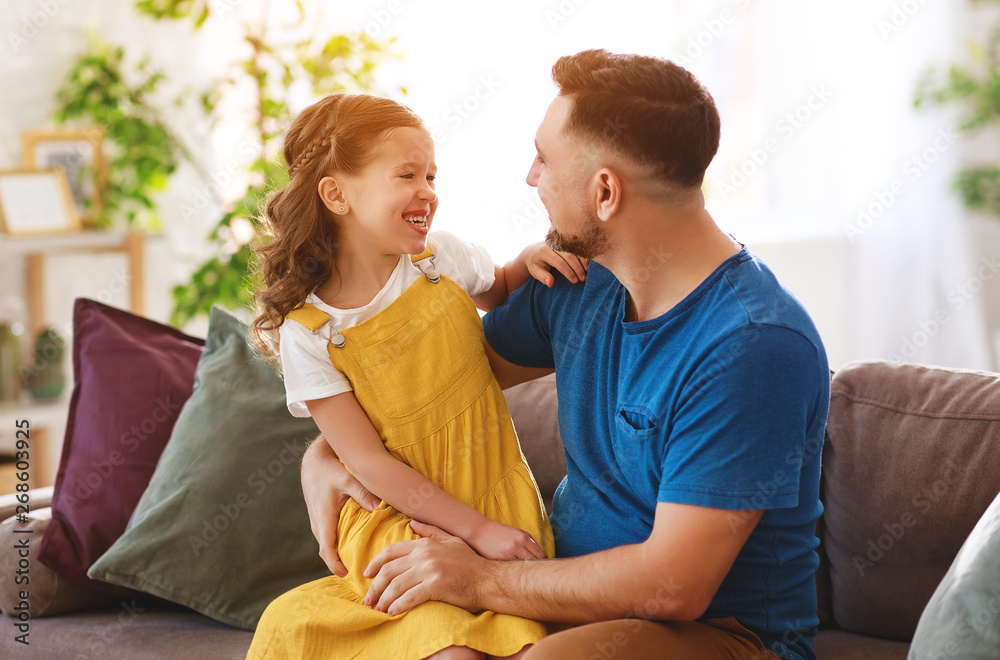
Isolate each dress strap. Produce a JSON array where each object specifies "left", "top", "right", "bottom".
[
  {"left": 285, "top": 302, "right": 345, "bottom": 347},
  {"left": 410, "top": 246, "right": 434, "bottom": 263},
  {"left": 410, "top": 246, "right": 440, "bottom": 283},
  {"left": 285, "top": 303, "right": 329, "bottom": 332}
]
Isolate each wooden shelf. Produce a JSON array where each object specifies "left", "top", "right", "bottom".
[
  {"left": 0, "top": 396, "right": 70, "bottom": 434},
  {"left": 0, "top": 229, "right": 137, "bottom": 253},
  {"left": 0, "top": 396, "right": 68, "bottom": 489},
  {"left": 0, "top": 229, "right": 148, "bottom": 488},
  {"left": 0, "top": 230, "right": 146, "bottom": 337}
]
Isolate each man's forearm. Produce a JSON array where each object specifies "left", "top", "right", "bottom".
[
  {"left": 479, "top": 542, "right": 696, "bottom": 624},
  {"left": 367, "top": 500, "right": 751, "bottom": 621}
]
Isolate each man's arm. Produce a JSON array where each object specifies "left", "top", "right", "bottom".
[
  {"left": 484, "top": 340, "right": 554, "bottom": 390},
  {"left": 300, "top": 436, "right": 381, "bottom": 576},
  {"left": 363, "top": 501, "right": 763, "bottom": 621}
]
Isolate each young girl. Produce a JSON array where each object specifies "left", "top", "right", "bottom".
[{"left": 246, "top": 93, "right": 585, "bottom": 660}]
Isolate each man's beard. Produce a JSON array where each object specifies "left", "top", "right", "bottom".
[{"left": 545, "top": 216, "right": 610, "bottom": 260}]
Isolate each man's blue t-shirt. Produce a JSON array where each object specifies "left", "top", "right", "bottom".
[{"left": 483, "top": 249, "right": 829, "bottom": 660}]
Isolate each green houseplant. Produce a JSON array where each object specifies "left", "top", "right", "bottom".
[
  {"left": 914, "top": 0, "right": 1000, "bottom": 218},
  {"left": 52, "top": 33, "right": 203, "bottom": 230},
  {"left": 25, "top": 327, "right": 67, "bottom": 401},
  {"left": 0, "top": 324, "right": 23, "bottom": 404}
]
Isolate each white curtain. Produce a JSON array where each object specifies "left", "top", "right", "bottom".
[{"left": 690, "top": 0, "right": 993, "bottom": 369}]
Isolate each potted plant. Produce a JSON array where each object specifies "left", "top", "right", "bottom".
[{"left": 25, "top": 327, "right": 67, "bottom": 401}]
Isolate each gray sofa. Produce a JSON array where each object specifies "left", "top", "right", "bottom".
[{"left": 2, "top": 361, "right": 999, "bottom": 659}]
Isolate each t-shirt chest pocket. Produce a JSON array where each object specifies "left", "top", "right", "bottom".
[
  {"left": 613, "top": 404, "right": 661, "bottom": 475},
  {"left": 616, "top": 404, "right": 660, "bottom": 436}
]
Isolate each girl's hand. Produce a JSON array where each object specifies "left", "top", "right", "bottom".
[
  {"left": 524, "top": 242, "right": 589, "bottom": 288},
  {"left": 467, "top": 519, "right": 547, "bottom": 561}
]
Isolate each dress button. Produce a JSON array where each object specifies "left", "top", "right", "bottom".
[
  {"left": 332, "top": 333, "right": 346, "bottom": 348},
  {"left": 426, "top": 271, "right": 440, "bottom": 283}
]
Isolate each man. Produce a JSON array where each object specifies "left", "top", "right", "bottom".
[{"left": 300, "top": 50, "right": 829, "bottom": 660}]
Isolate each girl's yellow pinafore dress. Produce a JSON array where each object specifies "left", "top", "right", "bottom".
[{"left": 247, "top": 248, "right": 555, "bottom": 660}]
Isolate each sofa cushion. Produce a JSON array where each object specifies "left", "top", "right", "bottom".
[
  {"left": 502, "top": 373, "right": 565, "bottom": 511},
  {"left": 87, "top": 306, "right": 329, "bottom": 630},
  {"left": 821, "top": 360, "right": 1000, "bottom": 640},
  {"left": 812, "top": 629, "right": 910, "bottom": 660},
  {"left": 0, "top": 601, "right": 253, "bottom": 659},
  {"left": 909, "top": 489, "right": 1000, "bottom": 659},
  {"left": 0, "top": 508, "right": 117, "bottom": 617},
  {"left": 38, "top": 298, "right": 205, "bottom": 594}
]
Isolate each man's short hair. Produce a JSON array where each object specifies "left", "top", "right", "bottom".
[{"left": 552, "top": 49, "right": 721, "bottom": 188}]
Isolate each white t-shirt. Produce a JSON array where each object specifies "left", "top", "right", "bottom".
[{"left": 279, "top": 231, "right": 496, "bottom": 417}]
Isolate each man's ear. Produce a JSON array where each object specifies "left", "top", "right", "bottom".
[
  {"left": 318, "top": 176, "right": 349, "bottom": 215},
  {"left": 591, "top": 167, "right": 622, "bottom": 222}
]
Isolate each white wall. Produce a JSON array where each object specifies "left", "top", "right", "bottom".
[
  {"left": 973, "top": 216, "right": 1000, "bottom": 367},
  {"left": 0, "top": 0, "right": 225, "bottom": 340},
  {"left": 741, "top": 231, "right": 851, "bottom": 371}
]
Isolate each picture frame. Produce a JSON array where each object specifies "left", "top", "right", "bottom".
[
  {"left": 22, "top": 128, "right": 105, "bottom": 226},
  {"left": 0, "top": 169, "right": 81, "bottom": 236}
]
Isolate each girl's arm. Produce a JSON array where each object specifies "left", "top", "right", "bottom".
[
  {"left": 473, "top": 243, "right": 589, "bottom": 312},
  {"left": 306, "top": 392, "right": 546, "bottom": 562}
]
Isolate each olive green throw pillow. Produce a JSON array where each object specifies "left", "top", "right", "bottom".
[{"left": 88, "top": 306, "right": 328, "bottom": 630}]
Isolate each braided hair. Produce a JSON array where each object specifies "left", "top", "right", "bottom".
[
  {"left": 249, "top": 93, "right": 425, "bottom": 366},
  {"left": 287, "top": 136, "right": 332, "bottom": 179}
]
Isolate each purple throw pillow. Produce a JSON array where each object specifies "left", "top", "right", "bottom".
[{"left": 37, "top": 298, "right": 204, "bottom": 593}]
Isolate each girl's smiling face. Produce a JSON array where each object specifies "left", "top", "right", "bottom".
[{"left": 334, "top": 126, "right": 439, "bottom": 257}]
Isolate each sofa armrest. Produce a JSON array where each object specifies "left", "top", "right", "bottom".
[{"left": 0, "top": 485, "right": 54, "bottom": 521}]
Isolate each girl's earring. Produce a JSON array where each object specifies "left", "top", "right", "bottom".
[{"left": 339, "top": 206, "right": 346, "bottom": 212}]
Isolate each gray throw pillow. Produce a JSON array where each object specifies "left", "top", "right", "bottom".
[
  {"left": 88, "top": 306, "right": 328, "bottom": 630},
  {"left": 908, "top": 490, "right": 1000, "bottom": 660}
]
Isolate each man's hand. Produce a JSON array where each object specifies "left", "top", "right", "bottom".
[
  {"left": 363, "top": 521, "right": 490, "bottom": 616},
  {"left": 525, "top": 242, "right": 589, "bottom": 288},
  {"left": 301, "top": 436, "right": 381, "bottom": 577}
]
